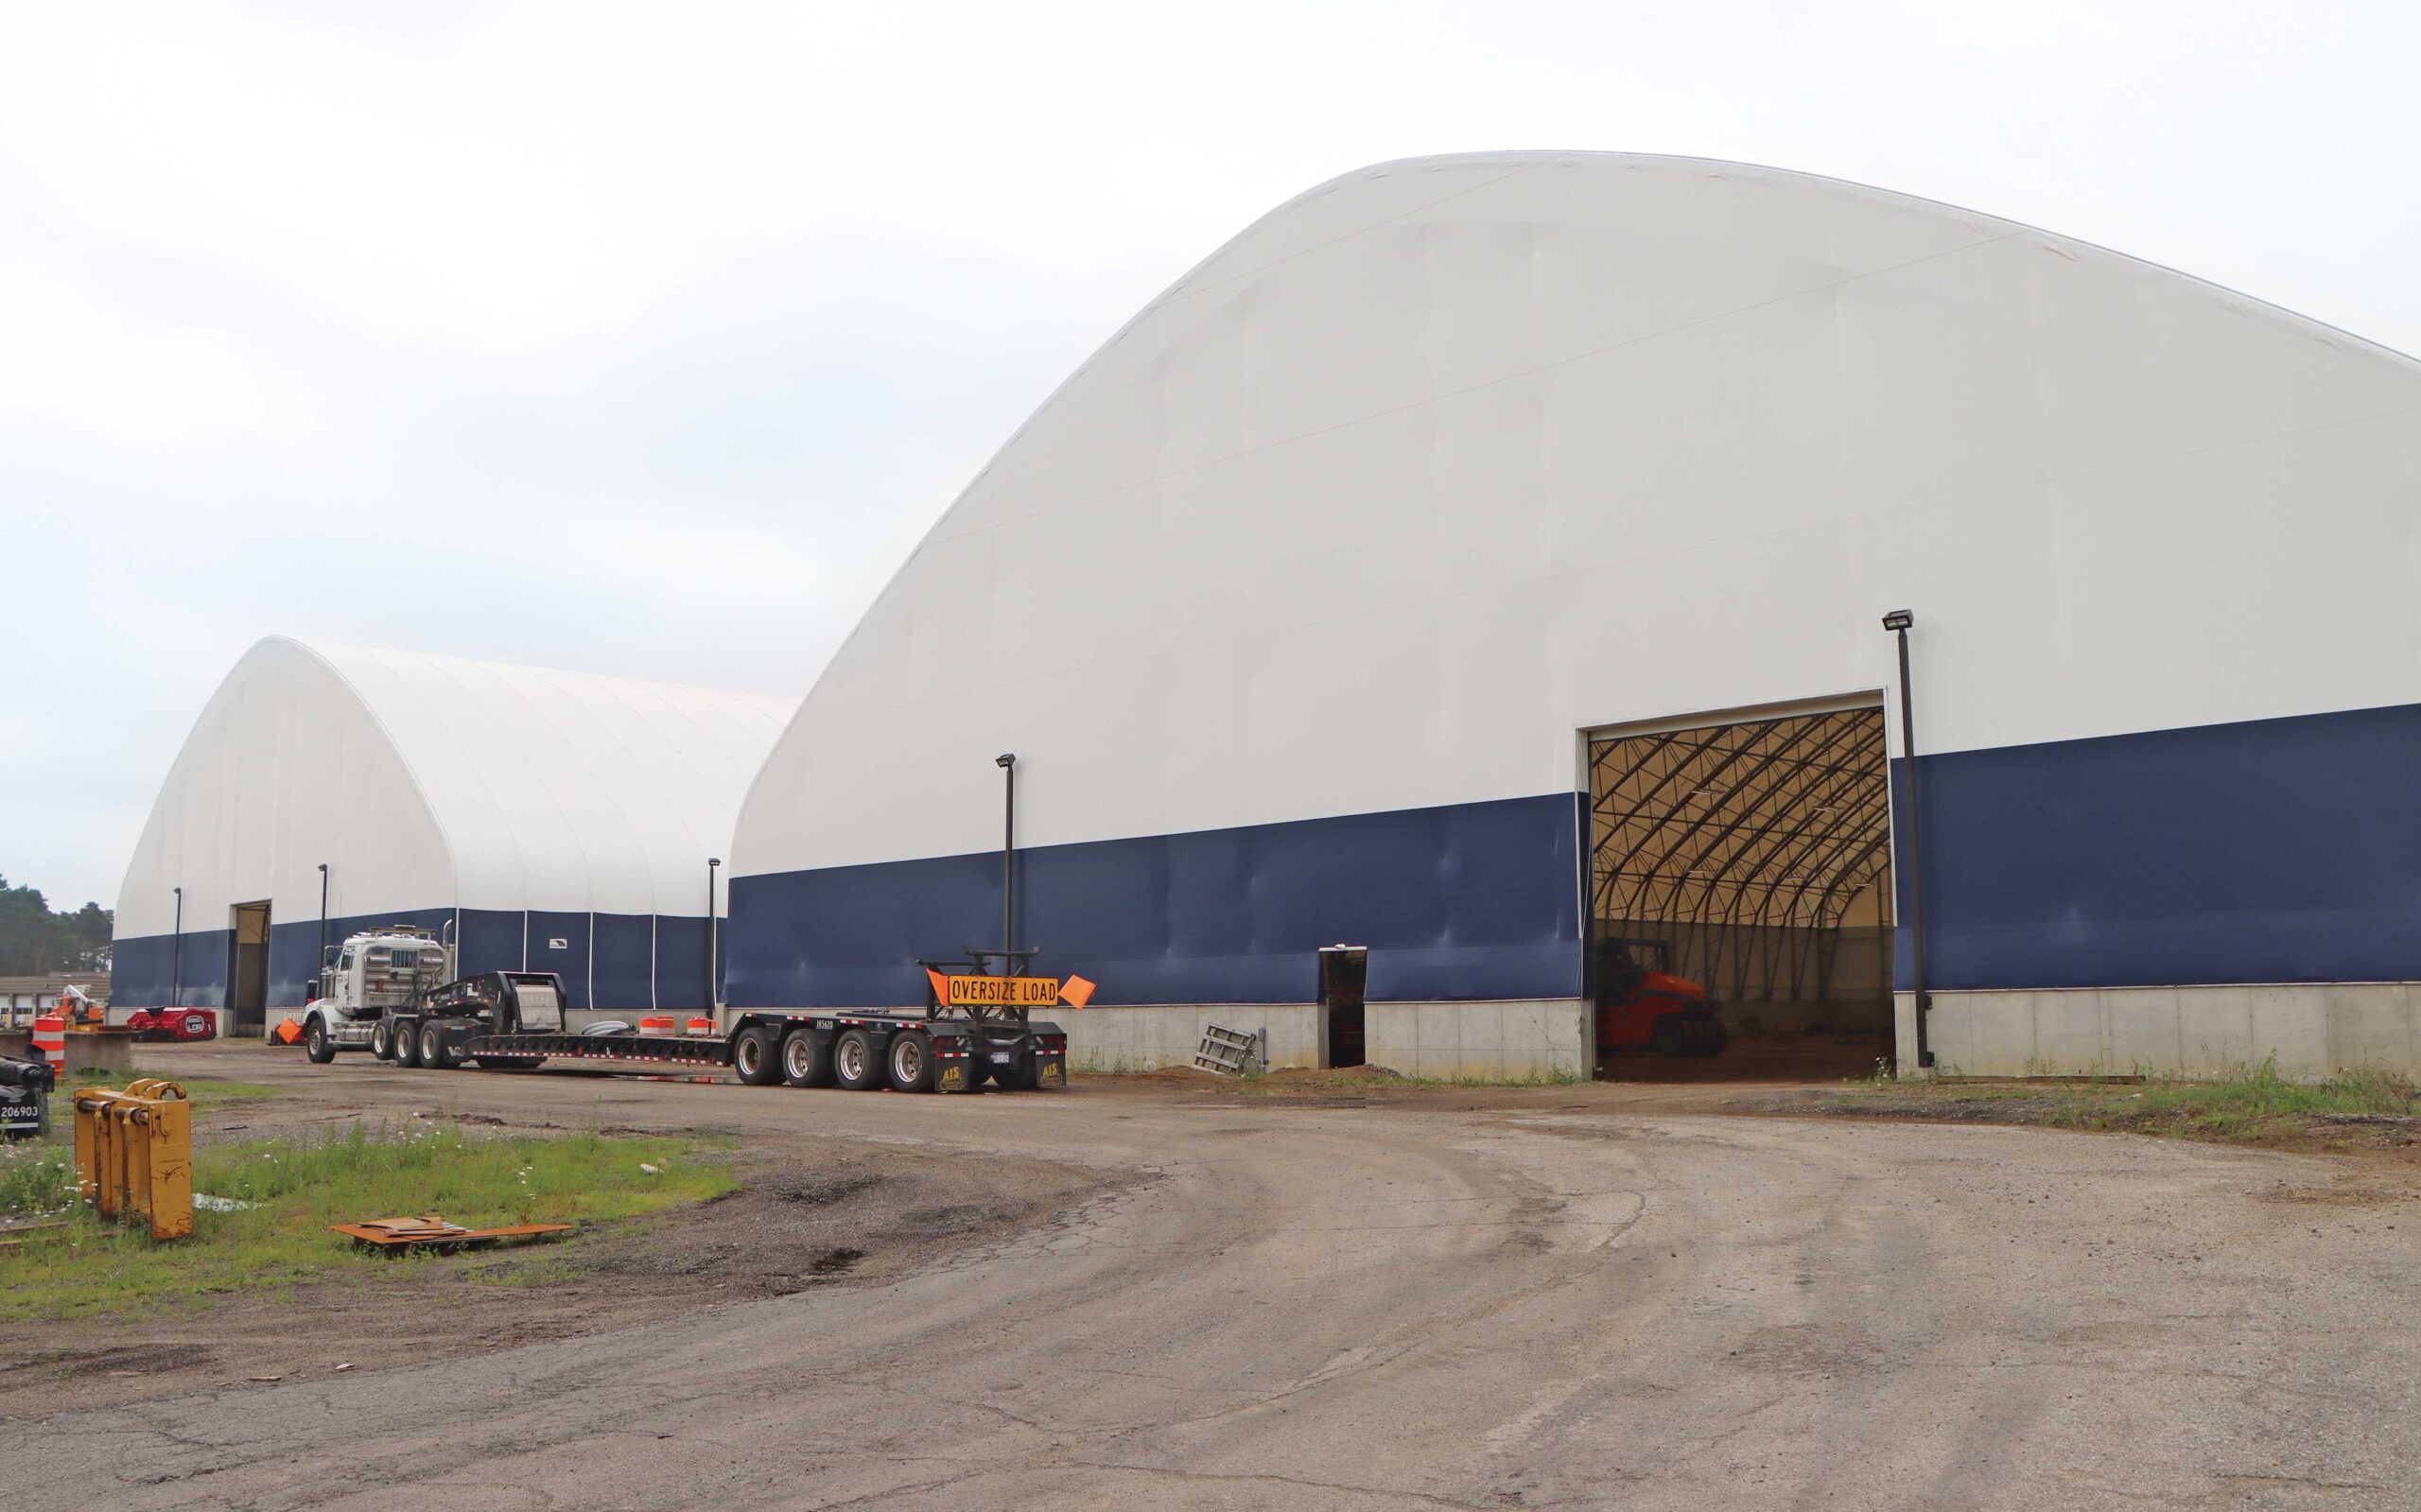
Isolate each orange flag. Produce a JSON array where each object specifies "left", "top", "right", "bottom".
[{"left": 1059, "top": 975, "right": 1096, "bottom": 1010}]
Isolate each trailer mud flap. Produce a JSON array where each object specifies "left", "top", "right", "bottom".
[
  {"left": 937, "top": 1062, "right": 972, "bottom": 1094},
  {"left": 1037, "top": 1059, "right": 1065, "bottom": 1089}
]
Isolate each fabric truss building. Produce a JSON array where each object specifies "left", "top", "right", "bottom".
[
  {"left": 113, "top": 637, "right": 796, "bottom": 1032},
  {"left": 723, "top": 149, "right": 2421, "bottom": 1079}
]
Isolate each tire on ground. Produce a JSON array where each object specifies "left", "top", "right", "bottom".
[
  {"left": 1648, "top": 1015, "right": 1687, "bottom": 1056},
  {"left": 420, "top": 1021, "right": 451, "bottom": 1069},
  {"left": 305, "top": 1016, "right": 337, "bottom": 1064},
  {"left": 369, "top": 1019, "right": 393, "bottom": 1061},
  {"left": 886, "top": 1030, "right": 936, "bottom": 1093},
  {"left": 780, "top": 1028, "right": 830, "bottom": 1088},
  {"left": 732, "top": 1024, "right": 782, "bottom": 1086},
  {"left": 832, "top": 1029, "right": 883, "bottom": 1091},
  {"left": 392, "top": 1019, "right": 422, "bottom": 1068}
]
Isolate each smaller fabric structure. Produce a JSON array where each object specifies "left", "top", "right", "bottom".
[{"left": 112, "top": 638, "right": 796, "bottom": 1024}]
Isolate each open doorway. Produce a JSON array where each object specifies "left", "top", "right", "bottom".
[
  {"left": 228, "top": 900, "right": 271, "bottom": 1034},
  {"left": 1587, "top": 704, "right": 1894, "bottom": 1081},
  {"left": 1318, "top": 946, "right": 1367, "bottom": 1069}
]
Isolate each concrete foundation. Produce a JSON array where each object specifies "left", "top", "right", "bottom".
[
  {"left": 1063, "top": 999, "right": 1591, "bottom": 1080},
  {"left": 1064, "top": 1004, "right": 1322, "bottom": 1074},
  {"left": 1363, "top": 999, "right": 1591, "bottom": 1081},
  {"left": 1896, "top": 982, "right": 2421, "bottom": 1079}
]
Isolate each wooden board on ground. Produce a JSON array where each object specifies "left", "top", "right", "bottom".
[{"left": 333, "top": 1215, "right": 573, "bottom": 1251}]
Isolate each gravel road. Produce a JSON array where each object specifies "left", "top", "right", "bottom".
[{"left": 12, "top": 1046, "right": 2419, "bottom": 1509}]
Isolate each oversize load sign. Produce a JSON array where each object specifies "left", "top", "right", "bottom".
[
  {"left": 935, "top": 974, "right": 1061, "bottom": 1008},
  {"left": 922, "top": 968, "right": 1097, "bottom": 1010}
]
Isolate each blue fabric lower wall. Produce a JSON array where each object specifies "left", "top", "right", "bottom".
[
  {"left": 726, "top": 793, "right": 1587, "bottom": 1009},
  {"left": 109, "top": 929, "right": 235, "bottom": 1009},
  {"left": 1895, "top": 700, "right": 2421, "bottom": 990},
  {"left": 113, "top": 908, "right": 721, "bottom": 1013}
]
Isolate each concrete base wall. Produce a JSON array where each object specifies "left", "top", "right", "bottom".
[
  {"left": 1896, "top": 983, "right": 2421, "bottom": 1079},
  {"left": 1364, "top": 999, "right": 1591, "bottom": 1082},
  {"left": 1064, "top": 999, "right": 1591, "bottom": 1080},
  {"left": 1065, "top": 1004, "right": 1322, "bottom": 1073}
]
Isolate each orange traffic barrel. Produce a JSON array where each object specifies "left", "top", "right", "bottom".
[
  {"left": 30, "top": 1014, "right": 65, "bottom": 1076},
  {"left": 638, "top": 1015, "right": 675, "bottom": 1035},
  {"left": 685, "top": 1017, "right": 714, "bottom": 1036}
]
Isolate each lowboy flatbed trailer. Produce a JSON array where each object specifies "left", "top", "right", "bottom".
[{"left": 374, "top": 969, "right": 1069, "bottom": 1094}]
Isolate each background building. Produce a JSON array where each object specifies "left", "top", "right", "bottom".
[
  {"left": 113, "top": 637, "right": 794, "bottom": 1032},
  {"left": 726, "top": 150, "right": 2421, "bottom": 1080}
]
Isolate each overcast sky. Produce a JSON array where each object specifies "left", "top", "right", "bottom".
[{"left": 6, "top": 0, "right": 2417, "bottom": 911}]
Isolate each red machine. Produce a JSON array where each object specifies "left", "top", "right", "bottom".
[
  {"left": 1594, "top": 938, "right": 1727, "bottom": 1058},
  {"left": 123, "top": 1008, "right": 219, "bottom": 1042}
]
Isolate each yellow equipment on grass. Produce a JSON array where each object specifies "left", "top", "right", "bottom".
[{"left": 72, "top": 1079, "right": 194, "bottom": 1241}]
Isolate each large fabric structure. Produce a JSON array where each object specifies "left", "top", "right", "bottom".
[
  {"left": 727, "top": 149, "right": 2421, "bottom": 1069},
  {"left": 113, "top": 637, "right": 795, "bottom": 1024}
]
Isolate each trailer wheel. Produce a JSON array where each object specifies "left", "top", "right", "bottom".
[
  {"left": 732, "top": 1025, "right": 782, "bottom": 1086},
  {"left": 780, "top": 1028, "right": 830, "bottom": 1088},
  {"left": 996, "top": 1052, "right": 1038, "bottom": 1091},
  {"left": 369, "top": 1019, "right": 394, "bottom": 1061},
  {"left": 420, "top": 1022, "right": 453, "bottom": 1069},
  {"left": 832, "top": 1029, "right": 882, "bottom": 1091},
  {"left": 886, "top": 1030, "right": 936, "bottom": 1093},
  {"left": 304, "top": 1016, "right": 337, "bottom": 1065},
  {"left": 392, "top": 1018, "right": 422, "bottom": 1068}
]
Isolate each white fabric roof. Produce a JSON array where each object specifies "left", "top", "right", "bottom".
[
  {"left": 116, "top": 637, "right": 796, "bottom": 935},
  {"left": 736, "top": 149, "right": 2421, "bottom": 880}
]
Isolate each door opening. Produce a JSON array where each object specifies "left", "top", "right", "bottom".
[
  {"left": 1587, "top": 704, "right": 1894, "bottom": 1080},
  {"left": 229, "top": 900, "right": 271, "bottom": 1034},
  {"left": 1318, "top": 946, "right": 1367, "bottom": 1069}
]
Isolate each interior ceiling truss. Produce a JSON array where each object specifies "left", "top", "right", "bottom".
[{"left": 1590, "top": 708, "right": 1894, "bottom": 934}]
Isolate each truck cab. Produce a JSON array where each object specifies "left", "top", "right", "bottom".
[{"left": 301, "top": 928, "right": 454, "bottom": 1062}]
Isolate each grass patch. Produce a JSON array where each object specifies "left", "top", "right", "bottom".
[
  {"left": 181, "top": 1078, "right": 287, "bottom": 1108},
  {"left": 1830, "top": 1059, "right": 2418, "bottom": 1145},
  {"left": 0, "top": 1121, "right": 734, "bottom": 1322}
]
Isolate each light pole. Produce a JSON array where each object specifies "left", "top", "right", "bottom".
[
  {"left": 996, "top": 754, "right": 1018, "bottom": 954},
  {"left": 705, "top": 857, "right": 721, "bottom": 1013},
  {"left": 1882, "top": 609, "right": 1933, "bottom": 1070},
  {"left": 169, "top": 885, "right": 183, "bottom": 1008},
  {"left": 317, "top": 863, "right": 330, "bottom": 994}
]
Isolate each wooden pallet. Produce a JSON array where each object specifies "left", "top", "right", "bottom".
[{"left": 333, "top": 1215, "right": 573, "bottom": 1251}]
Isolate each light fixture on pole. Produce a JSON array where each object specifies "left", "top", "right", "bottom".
[{"left": 1881, "top": 609, "right": 1933, "bottom": 1070}]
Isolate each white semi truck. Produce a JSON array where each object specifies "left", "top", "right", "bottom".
[{"left": 298, "top": 926, "right": 455, "bottom": 1063}]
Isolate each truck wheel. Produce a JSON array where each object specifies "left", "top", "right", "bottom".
[
  {"left": 420, "top": 1022, "right": 452, "bottom": 1069},
  {"left": 1689, "top": 1017, "right": 1730, "bottom": 1058},
  {"left": 832, "top": 1029, "right": 882, "bottom": 1091},
  {"left": 392, "top": 1019, "right": 422, "bottom": 1068},
  {"left": 732, "top": 1025, "right": 782, "bottom": 1086},
  {"left": 369, "top": 1019, "right": 394, "bottom": 1061},
  {"left": 305, "top": 1017, "right": 338, "bottom": 1064},
  {"left": 780, "top": 1028, "right": 830, "bottom": 1087},
  {"left": 997, "top": 1052, "right": 1039, "bottom": 1091},
  {"left": 886, "top": 1030, "right": 936, "bottom": 1093}
]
